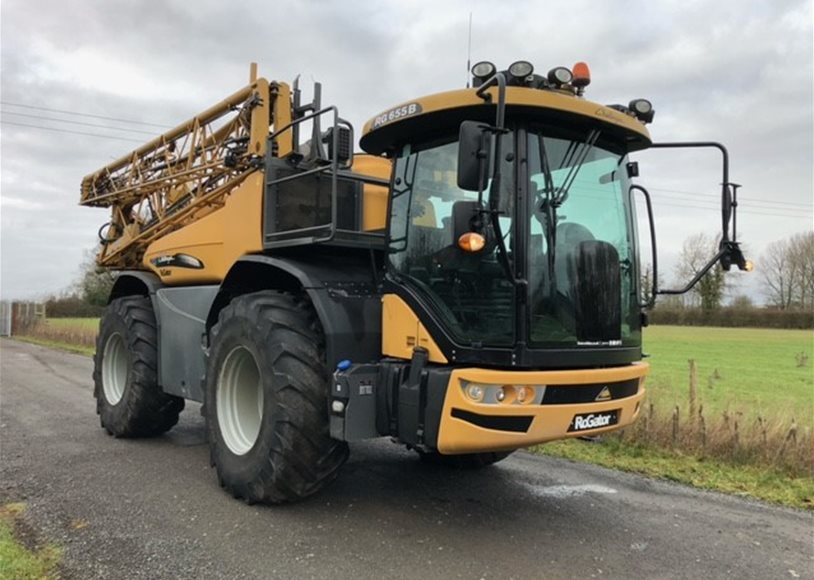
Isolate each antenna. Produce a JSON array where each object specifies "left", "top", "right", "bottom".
[{"left": 466, "top": 12, "right": 472, "bottom": 88}]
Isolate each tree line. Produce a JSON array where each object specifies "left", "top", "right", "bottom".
[
  {"left": 666, "top": 230, "right": 813, "bottom": 312},
  {"left": 760, "top": 232, "right": 814, "bottom": 311}
]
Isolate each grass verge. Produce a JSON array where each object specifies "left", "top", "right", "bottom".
[
  {"left": 535, "top": 438, "right": 814, "bottom": 510},
  {"left": 0, "top": 503, "right": 61, "bottom": 580},
  {"left": 12, "top": 335, "right": 95, "bottom": 357}
]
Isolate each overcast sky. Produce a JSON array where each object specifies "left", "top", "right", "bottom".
[{"left": 1, "top": 0, "right": 811, "bottom": 302}]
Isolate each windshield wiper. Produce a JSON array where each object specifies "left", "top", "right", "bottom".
[
  {"left": 553, "top": 129, "right": 600, "bottom": 205},
  {"left": 536, "top": 130, "right": 601, "bottom": 299}
]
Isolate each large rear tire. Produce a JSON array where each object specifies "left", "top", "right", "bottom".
[
  {"left": 204, "top": 290, "right": 348, "bottom": 504},
  {"left": 418, "top": 450, "right": 513, "bottom": 469},
  {"left": 93, "top": 296, "right": 184, "bottom": 437}
]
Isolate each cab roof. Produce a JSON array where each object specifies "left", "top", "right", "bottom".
[{"left": 360, "top": 86, "right": 652, "bottom": 156}]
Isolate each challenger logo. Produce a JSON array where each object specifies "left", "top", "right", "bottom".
[
  {"left": 595, "top": 386, "right": 612, "bottom": 402},
  {"left": 150, "top": 253, "right": 204, "bottom": 270},
  {"left": 568, "top": 410, "right": 619, "bottom": 432}
]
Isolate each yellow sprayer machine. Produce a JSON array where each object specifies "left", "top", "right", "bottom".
[{"left": 82, "top": 61, "right": 750, "bottom": 503}]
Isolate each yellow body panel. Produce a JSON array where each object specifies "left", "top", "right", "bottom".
[
  {"left": 142, "top": 173, "right": 264, "bottom": 284},
  {"left": 381, "top": 294, "right": 447, "bottom": 363},
  {"left": 362, "top": 86, "right": 651, "bottom": 145},
  {"left": 352, "top": 154, "right": 391, "bottom": 231},
  {"left": 271, "top": 82, "right": 294, "bottom": 158},
  {"left": 436, "top": 363, "right": 649, "bottom": 454},
  {"left": 141, "top": 155, "right": 392, "bottom": 285}
]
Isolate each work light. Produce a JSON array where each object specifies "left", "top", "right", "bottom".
[
  {"left": 547, "top": 66, "right": 573, "bottom": 86},
  {"left": 508, "top": 60, "right": 534, "bottom": 80},
  {"left": 471, "top": 61, "right": 497, "bottom": 87},
  {"left": 629, "top": 99, "right": 655, "bottom": 123}
]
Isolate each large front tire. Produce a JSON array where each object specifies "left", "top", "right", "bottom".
[
  {"left": 204, "top": 290, "right": 348, "bottom": 504},
  {"left": 93, "top": 296, "right": 184, "bottom": 437}
]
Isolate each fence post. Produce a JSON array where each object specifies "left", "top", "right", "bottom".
[
  {"left": 777, "top": 420, "right": 798, "bottom": 463},
  {"left": 732, "top": 418, "right": 739, "bottom": 454},
  {"left": 698, "top": 405, "right": 706, "bottom": 451},
  {"left": 672, "top": 405, "right": 680, "bottom": 447},
  {"left": 688, "top": 359, "right": 698, "bottom": 434},
  {"left": 646, "top": 403, "right": 655, "bottom": 443}
]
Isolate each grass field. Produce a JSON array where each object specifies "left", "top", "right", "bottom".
[
  {"left": 44, "top": 317, "right": 99, "bottom": 331},
  {"left": 643, "top": 326, "right": 813, "bottom": 431}
]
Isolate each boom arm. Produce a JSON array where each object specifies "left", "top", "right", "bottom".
[{"left": 80, "top": 76, "right": 292, "bottom": 269}]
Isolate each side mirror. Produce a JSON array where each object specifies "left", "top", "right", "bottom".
[{"left": 457, "top": 121, "right": 492, "bottom": 191}]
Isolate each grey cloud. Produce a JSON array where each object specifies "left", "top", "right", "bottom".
[{"left": 1, "top": 0, "right": 811, "bottom": 301}]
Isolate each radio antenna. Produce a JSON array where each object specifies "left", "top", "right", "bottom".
[{"left": 466, "top": 12, "right": 472, "bottom": 88}]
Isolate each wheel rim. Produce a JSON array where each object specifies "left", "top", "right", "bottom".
[
  {"left": 102, "top": 333, "right": 128, "bottom": 405},
  {"left": 216, "top": 346, "right": 264, "bottom": 455}
]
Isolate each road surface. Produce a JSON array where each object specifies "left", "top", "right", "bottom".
[{"left": 1, "top": 339, "right": 811, "bottom": 579}]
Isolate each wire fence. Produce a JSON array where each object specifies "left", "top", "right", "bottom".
[{"left": 0, "top": 301, "right": 46, "bottom": 336}]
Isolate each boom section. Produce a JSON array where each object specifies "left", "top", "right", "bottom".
[{"left": 80, "top": 78, "right": 292, "bottom": 268}]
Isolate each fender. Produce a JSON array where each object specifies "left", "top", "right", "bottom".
[
  {"left": 108, "top": 271, "right": 164, "bottom": 302},
  {"left": 207, "top": 254, "right": 383, "bottom": 369}
]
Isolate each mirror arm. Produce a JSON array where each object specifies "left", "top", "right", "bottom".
[
  {"left": 657, "top": 248, "right": 727, "bottom": 296},
  {"left": 649, "top": 141, "right": 736, "bottom": 244},
  {"left": 629, "top": 185, "right": 658, "bottom": 308}
]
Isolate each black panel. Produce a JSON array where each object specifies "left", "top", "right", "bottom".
[
  {"left": 450, "top": 408, "right": 533, "bottom": 432},
  {"left": 385, "top": 277, "right": 642, "bottom": 369},
  {"left": 542, "top": 378, "right": 639, "bottom": 405},
  {"left": 265, "top": 162, "right": 361, "bottom": 238}
]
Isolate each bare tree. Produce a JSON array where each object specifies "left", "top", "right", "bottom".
[
  {"left": 675, "top": 233, "right": 729, "bottom": 311},
  {"left": 789, "top": 232, "right": 814, "bottom": 310},
  {"left": 760, "top": 232, "right": 813, "bottom": 310}
]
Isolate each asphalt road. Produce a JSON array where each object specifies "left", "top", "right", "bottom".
[{"left": 1, "top": 339, "right": 812, "bottom": 579}]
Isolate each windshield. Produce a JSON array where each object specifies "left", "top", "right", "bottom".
[
  {"left": 528, "top": 128, "right": 640, "bottom": 347},
  {"left": 387, "top": 126, "right": 641, "bottom": 352},
  {"left": 388, "top": 134, "right": 516, "bottom": 346}
]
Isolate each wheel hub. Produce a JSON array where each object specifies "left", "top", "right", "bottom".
[
  {"left": 216, "top": 345, "right": 264, "bottom": 455},
  {"left": 101, "top": 333, "right": 128, "bottom": 405}
]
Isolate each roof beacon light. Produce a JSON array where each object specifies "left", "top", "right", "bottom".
[
  {"left": 572, "top": 62, "right": 591, "bottom": 94},
  {"left": 547, "top": 66, "right": 573, "bottom": 86},
  {"left": 508, "top": 60, "right": 534, "bottom": 80},
  {"left": 629, "top": 98, "right": 655, "bottom": 123},
  {"left": 471, "top": 61, "right": 497, "bottom": 87}
]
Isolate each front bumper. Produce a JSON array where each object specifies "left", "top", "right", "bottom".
[{"left": 435, "top": 363, "right": 649, "bottom": 454}]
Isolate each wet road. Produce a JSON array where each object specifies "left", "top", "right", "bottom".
[{"left": 1, "top": 339, "right": 811, "bottom": 579}]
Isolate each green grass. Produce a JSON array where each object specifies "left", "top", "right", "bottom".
[
  {"left": 0, "top": 503, "right": 61, "bottom": 580},
  {"left": 643, "top": 325, "right": 814, "bottom": 430},
  {"left": 45, "top": 317, "right": 99, "bottom": 330},
  {"left": 537, "top": 439, "right": 814, "bottom": 510}
]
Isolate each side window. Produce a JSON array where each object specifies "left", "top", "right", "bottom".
[{"left": 411, "top": 141, "right": 474, "bottom": 230}]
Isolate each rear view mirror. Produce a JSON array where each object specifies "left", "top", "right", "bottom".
[{"left": 457, "top": 121, "right": 492, "bottom": 191}]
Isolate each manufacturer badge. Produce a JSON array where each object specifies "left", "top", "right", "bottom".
[
  {"left": 595, "top": 386, "right": 612, "bottom": 402},
  {"left": 568, "top": 410, "right": 620, "bottom": 432}
]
